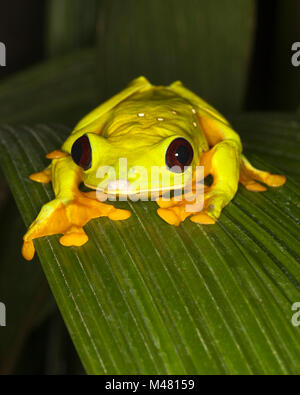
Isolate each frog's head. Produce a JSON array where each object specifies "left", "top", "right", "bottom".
[{"left": 70, "top": 117, "right": 202, "bottom": 197}]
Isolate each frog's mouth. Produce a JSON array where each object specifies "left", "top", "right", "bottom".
[{"left": 84, "top": 179, "right": 186, "bottom": 198}]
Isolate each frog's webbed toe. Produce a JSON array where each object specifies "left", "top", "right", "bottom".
[
  {"left": 156, "top": 189, "right": 205, "bottom": 226},
  {"left": 29, "top": 168, "right": 52, "bottom": 184},
  {"left": 240, "top": 155, "right": 286, "bottom": 192},
  {"left": 22, "top": 192, "right": 131, "bottom": 261},
  {"left": 157, "top": 205, "right": 191, "bottom": 226},
  {"left": 189, "top": 189, "right": 225, "bottom": 224},
  {"left": 59, "top": 226, "right": 89, "bottom": 247},
  {"left": 190, "top": 212, "right": 216, "bottom": 224},
  {"left": 156, "top": 187, "right": 230, "bottom": 226}
]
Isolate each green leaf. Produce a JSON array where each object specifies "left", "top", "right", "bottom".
[
  {"left": 97, "top": 0, "right": 256, "bottom": 112},
  {"left": 0, "top": 115, "right": 299, "bottom": 374}
]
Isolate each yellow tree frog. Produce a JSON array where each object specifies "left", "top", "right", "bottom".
[{"left": 22, "top": 77, "right": 286, "bottom": 261}]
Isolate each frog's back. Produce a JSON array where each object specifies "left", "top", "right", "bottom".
[
  {"left": 102, "top": 87, "right": 204, "bottom": 140},
  {"left": 63, "top": 77, "right": 211, "bottom": 152}
]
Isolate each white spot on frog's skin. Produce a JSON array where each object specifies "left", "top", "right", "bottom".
[
  {"left": 157, "top": 117, "right": 164, "bottom": 121},
  {"left": 138, "top": 113, "right": 145, "bottom": 117},
  {"left": 193, "top": 121, "right": 197, "bottom": 128},
  {"left": 171, "top": 110, "right": 177, "bottom": 115},
  {"left": 192, "top": 108, "right": 196, "bottom": 114}
]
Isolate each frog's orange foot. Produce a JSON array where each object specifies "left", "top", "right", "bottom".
[
  {"left": 157, "top": 206, "right": 190, "bottom": 226},
  {"left": 29, "top": 168, "right": 52, "bottom": 184},
  {"left": 190, "top": 189, "right": 227, "bottom": 224},
  {"left": 22, "top": 193, "right": 131, "bottom": 261},
  {"left": 240, "top": 157, "right": 286, "bottom": 192},
  {"left": 59, "top": 226, "right": 89, "bottom": 247},
  {"left": 46, "top": 150, "right": 68, "bottom": 160},
  {"left": 22, "top": 240, "right": 36, "bottom": 261},
  {"left": 264, "top": 174, "right": 286, "bottom": 187},
  {"left": 240, "top": 179, "right": 267, "bottom": 192},
  {"left": 156, "top": 188, "right": 229, "bottom": 226},
  {"left": 190, "top": 212, "right": 216, "bottom": 224},
  {"left": 156, "top": 191, "right": 205, "bottom": 226},
  {"left": 240, "top": 173, "right": 286, "bottom": 192}
]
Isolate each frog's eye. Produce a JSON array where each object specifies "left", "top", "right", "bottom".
[
  {"left": 165, "top": 138, "right": 194, "bottom": 173},
  {"left": 71, "top": 135, "right": 92, "bottom": 170}
]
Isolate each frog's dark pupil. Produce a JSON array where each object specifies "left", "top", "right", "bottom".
[
  {"left": 71, "top": 135, "right": 92, "bottom": 170},
  {"left": 176, "top": 145, "right": 190, "bottom": 165},
  {"left": 71, "top": 140, "right": 82, "bottom": 164},
  {"left": 166, "top": 137, "right": 193, "bottom": 173}
]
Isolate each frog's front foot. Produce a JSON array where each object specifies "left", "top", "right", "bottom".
[
  {"left": 189, "top": 188, "right": 227, "bottom": 224},
  {"left": 156, "top": 199, "right": 193, "bottom": 226},
  {"left": 157, "top": 187, "right": 231, "bottom": 226},
  {"left": 156, "top": 185, "right": 214, "bottom": 226},
  {"left": 29, "top": 168, "right": 52, "bottom": 184},
  {"left": 22, "top": 192, "right": 131, "bottom": 261}
]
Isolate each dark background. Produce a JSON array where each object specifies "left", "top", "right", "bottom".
[
  {"left": 0, "top": 0, "right": 299, "bottom": 111},
  {"left": 0, "top": 0, "right": 298, "bottom": 375}
]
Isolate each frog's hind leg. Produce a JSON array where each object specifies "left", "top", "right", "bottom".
[
  {"left": 29, "top": 165, "right": 52, "bottom": 184},
  {"left": 239, "top": 155, "right": 286, "bottom": 192}
]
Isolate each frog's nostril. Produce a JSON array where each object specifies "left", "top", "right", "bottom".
[{"left": 71, "top": 135, "right": 92, "bottom": 170}]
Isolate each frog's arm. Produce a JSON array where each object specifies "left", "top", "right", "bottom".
[
  {"left": 23, "top": 156, "right": 131, "bottom": 261},
  {"left": 157, "top": 82, "right": 286, "bottom": 225}
]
